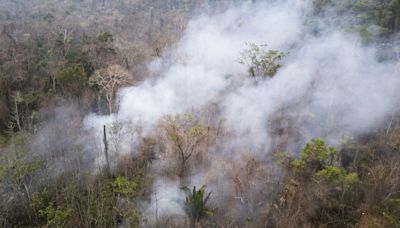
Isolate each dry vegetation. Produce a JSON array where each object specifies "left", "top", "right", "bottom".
[{"left": 0, "top": 0, "right": 400, "bottom": 227}]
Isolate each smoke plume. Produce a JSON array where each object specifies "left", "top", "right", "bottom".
[{"left": 82, "top": 0, "right": 400, "bottom": 223}]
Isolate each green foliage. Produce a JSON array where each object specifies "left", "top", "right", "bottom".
[
  {"left": 97, "top": 32, "right": 113, "bottom": 43},
  {"left": 189, "top": 124, "right": 204, "bottom": 136},
  {"left": 317, "top": 166, "right": 359, "bottom": 185},
  {"left": 290, "top": 138, "right": 337, "bottom": 172},
  {"left": 57, "top": 64, "right": 87, "bottom": 96},
  {"left": 181, "top": 185, "right": 213, "bottom": 225},
  {"left": 30, "top": 188, "right": 52, "bottom": 213},
  {"left": 112, "top": 176, "right": 140, "bottom": 195},
  {"left": 65, "top": 49, "right": 85, "bottom": 64},
  {"left": 300, "top": 138, "right": 337, "bottom": 162},
  {"left": 312, "top": 0, "right": 400, "bottom": 44},
  {"left": 2, "top": 1, "right": 400, "bottom": 227},
  {"left": 39, "top": 203, "right": 73, "bottom": 227},
  {"left": 0, "top": 132, "right": 45, "bottom": 199},
  {"left": 382, "top": 197, "right": 400, "bottom": 226},
  {"left": 239, "top": 43, "right": 286, "bottom": 78},
  {"left": 291, "top": 159, "right": 305, "bottom": 172},
  {"left": 273, "top": 131, "right": 400, "bottom": 227},
  {"left": 94, "top": 32, "right": 117, "bottom": 57},
  {"left": 0, "top": 156, "right": 44, "bottom": 187},
  {"left": 28, "top": 185, "right": 77, "bottom": 227},
  {"left": 288, "top": 138, "right": 358, "bottom": 185}
]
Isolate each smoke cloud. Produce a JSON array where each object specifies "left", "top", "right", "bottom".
[{"left": 82, "top": 0, "right": 400, "bottom": 223}]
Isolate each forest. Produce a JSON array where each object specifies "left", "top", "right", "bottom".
[{"left": 0, "top": 0, "right": 400, "bottom": 227}]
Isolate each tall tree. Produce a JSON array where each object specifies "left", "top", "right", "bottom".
[{"left": 89, "top": 64, "right": 130, "bottom": 114}]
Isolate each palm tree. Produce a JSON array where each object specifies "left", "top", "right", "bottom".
[{"left": 181, "top": 185, "right": 213, "bottom": 227}]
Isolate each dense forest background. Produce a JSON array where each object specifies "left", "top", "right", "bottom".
[{"left": 0, "top": 0, "right": 400, "bottom": 227}]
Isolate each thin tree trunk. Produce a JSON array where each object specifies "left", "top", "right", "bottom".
[
  {"left": 97, "top": 94, "right": 102, "bottom": 113},
  {"left": 51, "top": 74, "right": 56, "bottom": 93},
  {"left": 108, "top": 99, "right": 112, "bottom": 114},
  {"left": 22, "top": 183, "right": 31, "bottom": 201},
  {"left": 13, "top": 98, "right": 21, "bottom": 131},
  {"left": 103, "top": 125, "right": 111, "bottom": 176},
  {"left": 106, "top": 93, "right": 113, "bottom": 114}
]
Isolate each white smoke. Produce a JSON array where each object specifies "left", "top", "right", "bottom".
[
  {"left": 84, "top": 1, "right": 304, "bottom": 151},
  {"left": 141, "top": 179, "right": 186, "bottom": 222},
  {"left": 83, "top": 0, "right": 400, "bottom": 222}
]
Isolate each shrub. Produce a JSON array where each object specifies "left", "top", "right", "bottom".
[{"left": 112, "top": 176, "right": 140, "bottom": 195}]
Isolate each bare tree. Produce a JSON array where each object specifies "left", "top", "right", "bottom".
[
  {"left": 89, "top": 64, "right": 130, "bottom": 114},
  {"left": 158, "top": 114, "right": 209, "bottom": 179},
  {"left": 9, "top": 91, "right": 23, "bottom": 131}
]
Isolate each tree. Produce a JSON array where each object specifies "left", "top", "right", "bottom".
[
  {"left": 181, "top": 185, "right": 213, "bottom": 227},
  {"left": 0, "top": 132, "right": 44, "bottom": 202},
  {"left": 9, "top": 91, "right": 24, "bottom": 131},
  {"left": 158, "top": 114, "right": 209, "bottom": 179},
  {"left": 84, "top": 32, "right": 118, "bottom": 70},
  {"left": 239, "top": 43, "right": 286, "bottom": 78},
  {"left": 290, "top": 138, "right": 337, "bottom": 173},
  {"left": 89, "top": 64, "right": 130, "bottom": 114},
  {"left": 57, "top": 64, "right": 87, "bottom": 98},
  {"left": 272, "top": 138, "right": 359, "bottom": 227}
]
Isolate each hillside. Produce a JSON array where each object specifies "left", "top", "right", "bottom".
[{"left": 0, "top": 0, "right": 400, "bottom": 227}]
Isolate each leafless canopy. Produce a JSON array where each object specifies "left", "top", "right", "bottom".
[{"left": 89, "top": 64, "right": 130, "bottom": 113}]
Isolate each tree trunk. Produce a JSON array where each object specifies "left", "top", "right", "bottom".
[
  {"left": 107, "top": 97, "right": 113, "bottom": 114},
  {"left": 13, "top": 98, "right": 21, "bottom": 131},
  {"left": 103, "top": 125, "right": 111, "bottom": 176},
  {"left": 106, "top": 93, "right": 113, "bottom": 114},
  {"left": 97, "top": 94, "right": 102, "bottom": 114},
  {"left": 51, "top": 74, "right": 56, "bottom": 93},
  {"left": 22, "top": 183, "right": 31, "bottom": 201}
]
